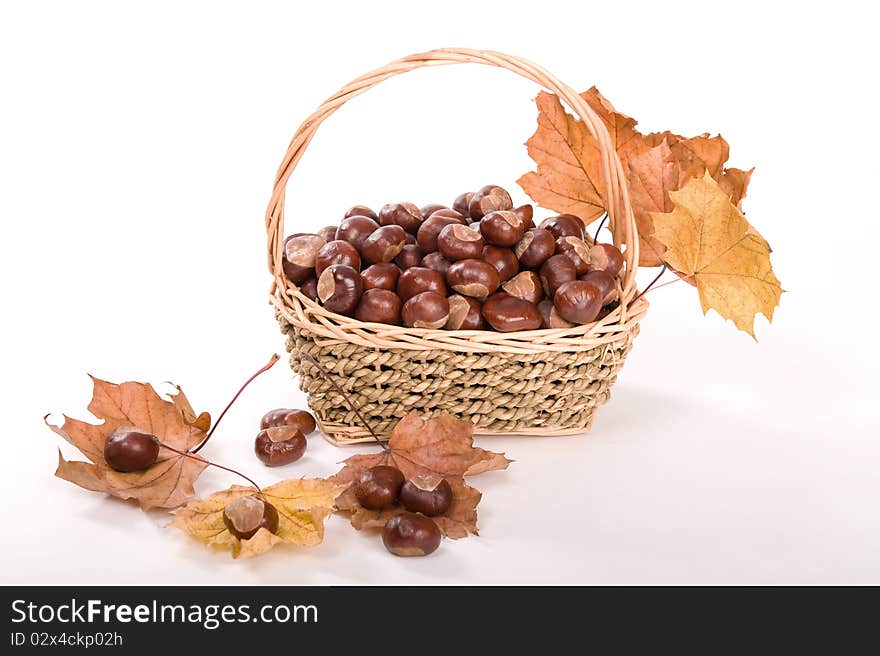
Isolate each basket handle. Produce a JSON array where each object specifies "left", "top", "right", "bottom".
[{"left": 265, "top": 48, "right": 640, "bottom": 299}]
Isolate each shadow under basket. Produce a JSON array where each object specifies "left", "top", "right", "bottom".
[{"left": 264, "top": 48, "right": 650, "bottom": 444}]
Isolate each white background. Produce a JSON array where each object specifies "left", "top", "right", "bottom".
[{"left": 1, "top": 0, "right": 878, "bottom": 585}]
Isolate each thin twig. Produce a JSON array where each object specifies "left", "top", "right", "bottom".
[
  {"left": 629, "top": 264, "right": 668, "bottom": 307},
  {"left": 593, "top": 214, "right": 609, "bottom": 243},
  {"left": 160, "top": 441, "right": 262, "bottom": 493}
]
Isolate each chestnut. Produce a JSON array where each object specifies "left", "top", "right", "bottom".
[
  {"left": 515, "top": 228, "right": 556, "bottom": 270},
  {"left": 417, "top": 214, "right": 465, "bottom": 253},
  {"left": 299, "top": 277, "right": 318, "bottom": 301},
  {"left": 355, "top": 288, "right": 402, "bottom": 325},
  {"left": 502, "top": 271, "right": 544, "bottom": 305},
  {"left": 361, "top": 262, "right": 400, "bottom": 291},
  {"left": 420, "top": 251, "right": 452, "bottom": 276},
  {"left": 401, "top": 291, "right": 449, "bottom": 329},
  {"left": 446, "top": 259, "right": 500, "bottom": 298},
  {"left": 382, "top": 512, "right": 442, "bottom": 557},
  {"left": 468, "top": 184, "right": 513, "bottom": 219},
  {"left": 394, "top": 244, "right": 425, "bottom": 270},
  {"left": 554, "top": 280, "right": 603, "bottom": 324},
  {"left": 588, "top": 243, "right": 624, "bottom": 277},
  {"left": 404, "top": 232, "right": 417, "bottom": 246},
  {"left": 315, "top": 240, "right": 361, "bottom": 278},
  {"left": 452, "top": 191, "right": 474, "bottom": 217},
  {"left": 479, "top": 210, "right": 525, "bottom": 247},
  {"left": 482, "top": 245, "right": 519, "bottom": 282},
  {"left": 344, "top": 205, "right": 379, "bottom": 221},
  {"left": 397, "top": 266, "right": 447, "bottom": 302},
  {"left": 379, "top": 202, "right": 423, "bottom": 234},
  {"left": 555, "top": 236, "right": 591, "bottom": 275},
  {"left": 336, "top": 215, "right": 379, "bottom": 253},
  {"left": 481, "top": 292, "right": 543, "bottom": 332},
  {"left": 539, "top": 214, "right": 585, "bottom": 240},
  {"left": 513, "top": 204, "right": 535, "bottom": 230},
  {"left": 579, "top": 270, "right": 618, "bottom": 305},
  {"left": 427, "top": 208, "right": 466, "bottom": 222},
  {"left": 539, "top": 254, "right": 577, "bottom": 297},
  {"left": 260, "top": 408, "right": 316, "bottom": 434},
  {"left": 537, "top": 298, "right": 574, "bottom": 328},
  {"left": 317, "top": 264, "right": 363, "bottom": 315},
  {"left": 361, "top": 225, "right": 407, "bottom": 264},
  {"left": 446, "top": 295, "right": 484, "bottom": 330},
  {"left": 254, "top": 425, "right": 307, "bottom": 466},
  {"left": 222, "top": 495, "right": 279, "bottom": 540},
  {"left": 437, "top": 223, "right": 484, "bottom": 261},
  {"left": 420, "top": 203, "right": 448, "bottom": 219},
  {"left": 317, "top": 225, "right": 338, "bottom": 243},
  {"left": 354, "top": 465, "right": 404, "bottom": 510},
  {"left": 400, "top": 475, "right": 453, "bottom": 516},
  {"left": 104, "top": 429, "right": 159, "bottom": 472},
  {"left": 283, "top": 233, "right": 326, "bottom": 283}
]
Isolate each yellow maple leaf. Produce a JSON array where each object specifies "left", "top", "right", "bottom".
[{"left": 651, "top": 172, "right": 782, "bottom": 337}]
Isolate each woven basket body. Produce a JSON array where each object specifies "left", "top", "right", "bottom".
[{"left": 266, "top": 49, "right": 648, "bottom": 444}]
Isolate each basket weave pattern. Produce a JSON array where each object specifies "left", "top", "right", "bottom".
[{"left": 266, "top": 48, "right": 647, "bottom": 444}]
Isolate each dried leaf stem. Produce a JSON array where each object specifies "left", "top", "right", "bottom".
[{"left": 159, "top": 441, "right": 262, "bottom": 493}]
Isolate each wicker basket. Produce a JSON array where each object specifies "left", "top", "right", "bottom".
[{"left": 265, "top": 48, "right": 648, "bottom": 444}]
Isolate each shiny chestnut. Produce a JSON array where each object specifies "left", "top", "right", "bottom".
[
  {"left": 355, "top": 288, "right": 402, "bottom": 325},
  {"left": 420, "top": 203, "right": 448, "bottom": 219},
  {"left": 540, "top": 214, "right": 585, "bottom": 240},
  {"left": 446, "top": 259, "right": 500, "bottom": 298},
  {"left": 260, "top": 408, "right": 316, "bottom": 434},
  {"left": 588, "top": 243, "right": 624, "bottom": 277},
  {"left": 515, "top": 228, "right": 556, "bottom": 270},
  {"left": 283, "top": 234, "right": 326, "bottom": 283},
  {"left": 354, "top": 465, "right": 405, "bottom": 510},
  {"left": 317, "top": 264, "right": 363, "bottom": 315},
  {"left": 254, "top": 425, "right": 307, "bottom": 466},
  {"left": 300, "top": 277, "right": 318, "bottom": 301},
  {"left": 336, "top": 215, "right": 379, "bottom": 253},
  {"left": 361, "top": 225, "right": 407, "bottom": 264},
  {"left": 502, "top": 271, "right": 544, "bottom": 305},
  {"left": 539, "top": 254, "right": 577, "bottom": 297},
  {"left": 437, "top": 223, "right": 484, "bottom": 261},
  {"left": 395, "top": 244, "right": 425, "bottom": 270},
  {"left": 344, "top": 205, "right": 378, "bottom": 221},
  {"left": 513, "top": 204, "right": 535, "bottom": 230},
  {"left": 382, "top": 512, "right": 442, "bottom": 557},
  {"left": 555, "top": 236, "right": 592, "bottom": 275},
  {"left": 481, "top": 292, "right": 543, "bottom": 332},
  {"left": 222, "top": 496, "right": 279, "bottom": 540},
  {"left": 446, "top": 295, "right": 484, "bottom": 330},
  {"left": 554, "top": 280, "right": 603, "bottom": 324},
  {"left": 400, "top": 475, "right": 453, "bottom": 516},
  {"left": 401, "top": 291, "right": 449, "bottom": 329},
  {"left": 361, "top": 262, "right": 400, "bottom": 291},
  {"left": 397, "top": 267, "right": 447, "bottom": 302},
  {"left": 479, "top": 210, "right": 525, "bottom": 247},
  {"left": 468, "top": 184, "right": 513, "bottom": 219},
  {"left": 482, "top": 245, "right": 519, "bottom": 282},
  {"left": 420, "top": 251, "right": 452, "bottom": 276},
  {"left": 417, "top": 214, "right": 465, "bottom": 253},
  {"left": 379, "top": 202, "right": 423, "bottom": 234},
  {"left": 315, "top": 240, "right": 361, "bottom": 278},
  {"left": 579, "top": 270, "right": 618, "bottom": 305},
  {"left": 317, "top": 225, "right": 338, "bottom": 243},
  {"left": 452, "top": 191, "right": 474, "bottom": 217}
]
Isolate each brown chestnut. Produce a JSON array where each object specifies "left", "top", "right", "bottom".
[
  {"left": 555, "top": 236, "right": 591, "bottom": 275},
  {"left": 482, "top": 245, "right": 519, "bottom": 282},
  {"left": 222, "top": 496, "right": 279, "bottom": 540},
  {"left": 382, "top": 512, "right": 441, "bottom": 557},
  {"left": 394, "top": 244, "right": 425, "bottom": 270},
  {"left": 361, "top": 262, "right": 400, "bottom": 291},
  {"left": 361, "top": 224, "right": 407, "bottom": 264},
  {"left": 468, "top": 184, "right": 513, "bottom": 219},
  {"left": 404, "top": 232, "right": 417, "bottom": 246},
  {"left": 420, "top": 203, "right": 448, "bottom": 219},
  {"left": 417, "top": 214, "right": 465, "bottom": 253},
  {"left": 379, "top": 202, "right": 423, "bottom": 234},
  {"left": 539, "top": 254, "right": 577, "bottom": 297},
  {"left": 515, "top": 228, "right": 556, "bottom": 270},
  {"left": 336, "top": 215, "right": 379, "bottom": 253},
  {"left": 344, "top": 205, "right": 378, "bottom": 221},
  {"left": 355, "top": 288, "right": 402, "bottom": 325},
  {"left": 401, "top": 291, "right": 449, "bottom": 329},
  {"left": 446, "top": 295, "right": 484, "bottom": 330},
  {"left": 481, "top": 292, "right": 543, "bottom": 332},
  {"left": 283, "top": 234, "right": 326, "bottom": 283},
  {"left": 579, "top": 270, "right": 618, "bottom": 305},
  {"left": 104, "top": 429, "right": 159, "bottom": 472},
  {"left": 479, "top": 210, "right": 525, "bottom": 247},
  {"left": 446, "top": 259, "right": 500, "bottom": 298},
  {"left": 554, "top": 280, "right": 603, "bottom": 324},
  {"left": 397, "top": 266, "right": 447, "bottom": 302},
  {"left": 315, "top": 240, "right": 361, "bottom": 278},
  {"left": 540, "top": 214, "right": 585, "bottom": 240},
  {"left": 317, "top": 264, "right": 363, "bottom": 315},
  {"left": 452, "top": 191, "right": 474, "bottom": 217},
  {"left": 299, "top": 277, "right": 318, "bottom": 301},
  {"left": 317, "top": 225, "right": 338, "bottom": 243},
  {"left": 502, "top": 270, "right": 544, "bottom": 305},
  {"left": 437, "top": 223, "right": 484, "bottom": 261},
  {"left": 420, "top": 251, "right": 452, "bottom": 276},
  {"left": 399, "top": 475, "right": 453, "bottom": 516},
  {"left": 513, "top": 204, "right": 535, "bottom": 230},
  {"left": 254, "top": 425, "right": 307, "bottom": 466},
  {"left": 537, "top": 299, "right": 574, "bottom": 329},
  {"left": 260, "top": 408, "right": 316, "bottom": 434},
  {"left": 588, "top": 243, "right": 624, "bottom": 277},
  {"left": 354, "top": 465, "right": 404, "bottom": 510}
]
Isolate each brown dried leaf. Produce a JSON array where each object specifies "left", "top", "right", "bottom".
[{"left": 45, "top": 377, "right": 211, "bottom": 510}]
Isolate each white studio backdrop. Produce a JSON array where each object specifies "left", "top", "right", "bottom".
[{"left": 1, "top": 0, "right": 878, "bottom": 584}]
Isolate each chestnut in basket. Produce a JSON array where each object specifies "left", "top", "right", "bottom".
[
  {"left": 446, "top": 259, "right": 500, "bottom": 298},
  {"left": 336, "top": 215, "right": 379, "bottom": 253},
  {"left": 437, "top": 224, "right": 484, "bottom": 261},
  {"left": 317, "top": 225, "right": 338, "bottom": 243},
  {"left": 400, "top": 475, "right": 452, "bottom": 517},
  {"left": 417, "top": 214, "right": 465, "bottom": 253},
  {"left": 283, "top": 234, "right": 326, "bottom": 283},
  {"left": 502, "top": 271, "right": 544, "bottom": 305},
  {"left": 355, "top": 465, "right": 405, "bottom": 510},
  {"left": 479, "top": 210, "right": 525, "bottom": 247},
  {"left": 260, "top": 408, "right": 316, "bottom": 434},
  {"left": 383, "top": 513, "right": 442, "bottom": 557},
  {"left": 254, "top": 425, "right": 307, "bottom": 467},
  {"left": 513, "top": 204, "right": 535, "bottom": 230},
  {"left": 361, "top": 225, "right": 407, "bottom": 264},
  {"left": 579, "top": 270, "right": 618, "bottom": 305},
  {"left": 588, "top": 243, "right": 624, "bottom": 277},
  {"left": 222, "top": 496, "right": 279, "bottom": 540},
  {"left": 398, "top": 267, "right": 447, "bottom": 302},
  {"left": 315, "top": 240, "right": 361, "bottom": 278},
  {"left": 540, "top": 214, "right": 585, "bottom": 240},
  {"left": 482, "top": 292, "right": 542, "bottom": 332},
  {"left": 420, "top": 203, "right": 448, "bottom": 220},
  {"left": 355, "top": 288, "right": 402, "bottom": 325},
  {"left": 468, "top": 184, "right": 513, "bottom": 219},
  {"left": 344, "top": 205, "right": 378, "bottom": 221},
  {"left": 401, "top": 291, "right": 449, "bottom": 329},
  {"left": 515, "top": 228, "right": 556, "bottom": 270},
  {"left": 361, "top": 262, "right": 400, "bottom": 291},
  {"left": 420, "top": 251, "right": 452, "bottom": 276},
  {"left": 446, "top": 295, "right": 484, "bottom": 330},
  {"left": 379, "top": 202, "right": 423, "bottom": 234},
  {"left": 482, "top": 245, "right": 519, "bottom": 282},
  {"left": 395, "top": 244, "right": 425, "bottom": 271},
  {"left": 554, "top": 280, "right": 603, "bottom": 324},
  {"left": 299, "top": 277, "right": 318, "bottom": 301},
  {"left": 539, "top": 254, "right": 577, "bottom": 297},
  {"left": 317, "top": 264, "right": 362, "bottom": 315},
  {"left": 555, "top": 236, "right": 591, "bottom": 275},
  {"left": 537, "top": 299, "right": 574, "bottom": 329},
  {"left": 452, "top": 191, "right": 474, "bottom": 217}
]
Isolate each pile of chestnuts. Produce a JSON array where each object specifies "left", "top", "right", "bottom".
[
  {"left": 254, "top": 407, "right": 316, "bottom": 466},
  {"left": 282, "top": 184, "right": 624, "bottom": 332}
]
